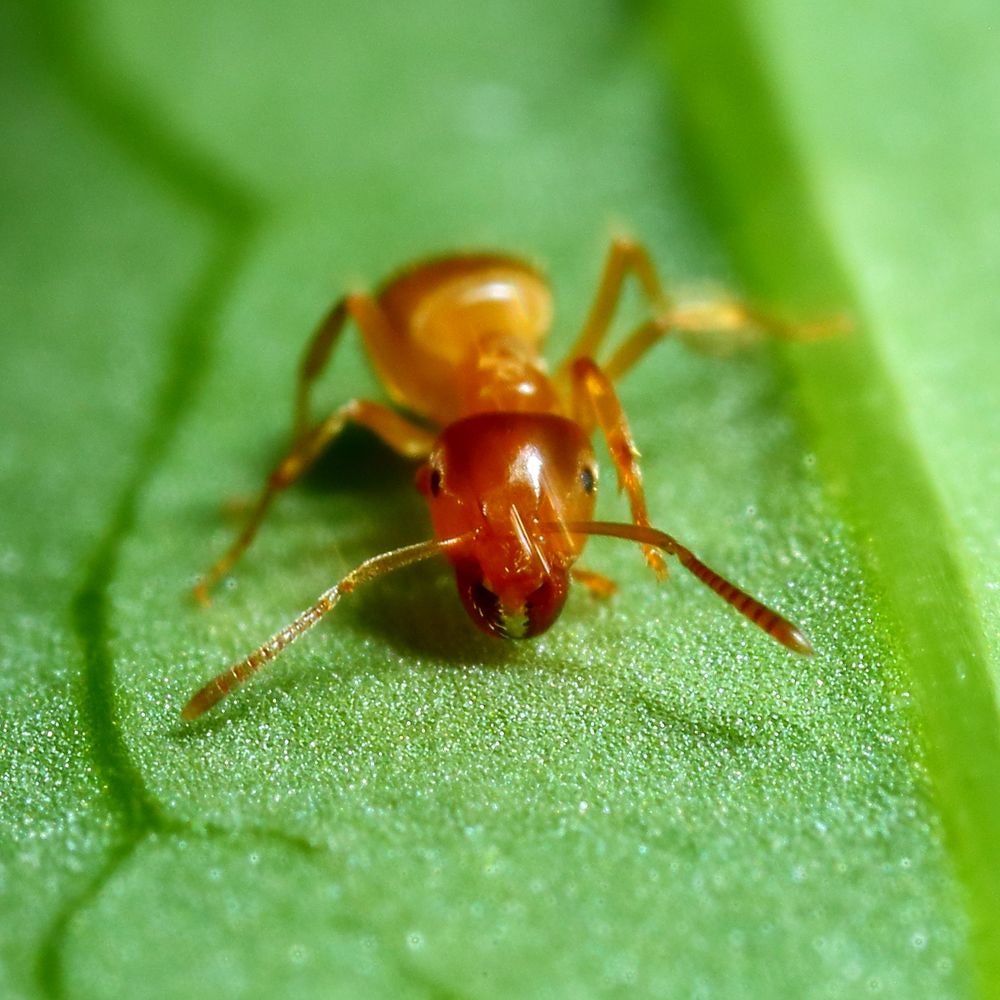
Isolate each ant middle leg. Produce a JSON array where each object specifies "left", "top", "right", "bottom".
[{"left": 194, "top": 401, "right": 434, "bottom": 605}]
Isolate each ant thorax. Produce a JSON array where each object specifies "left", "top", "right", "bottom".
[{"left": 456, "top": 332, "right": 561, "bottom": 415}]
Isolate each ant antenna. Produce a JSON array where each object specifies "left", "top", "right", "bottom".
[
  {"left": 181, "top": 534, "right": 471, "bottom": 720},
  {"left": 563, "top": 521, "right": 813, "bottom": 654}
]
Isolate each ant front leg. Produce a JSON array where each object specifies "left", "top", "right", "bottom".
[
  {"left": 194, "top": 400, "right": 435, "bottom": 605},
  {"left": 557, "top": 236, "right": 670, "bottom": 379},
  {"left": 570, "top": 357, "right": 668, "bottom": 580},
  {"left": 571, "top": 566, "right": 618, "bottom": 598}
]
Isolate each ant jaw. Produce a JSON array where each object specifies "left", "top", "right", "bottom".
[{"left": 454, "top": 561, "right": 569, "bottom": 639}]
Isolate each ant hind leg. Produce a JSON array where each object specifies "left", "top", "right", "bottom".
[
  {"left": 293, "top": 298, "right": 349, "bottom": 438},
  {"left": 293, "top": 291, "right": 400, "bottom": 440},
  {"left": 603, "top": 298, "right": 849, "bottom": 382}
]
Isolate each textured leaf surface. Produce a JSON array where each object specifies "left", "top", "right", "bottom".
[{"left": 2, "top": 1, "right": 996, "bottom": 998}]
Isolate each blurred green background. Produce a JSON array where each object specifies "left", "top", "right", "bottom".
[{"left": 2, "top": 1, "right": 998, "bottom": 998}]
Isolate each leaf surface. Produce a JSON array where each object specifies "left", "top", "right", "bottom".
[{"left": 2, "top": 2, "right": 994, "bottom": 997}]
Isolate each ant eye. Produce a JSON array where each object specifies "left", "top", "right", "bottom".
[
  {"left": 429, "top": 468, "right": 442, "bottom": 496},
  {"left": 580, "top": 466, "right": 596, "bottom": 494}
]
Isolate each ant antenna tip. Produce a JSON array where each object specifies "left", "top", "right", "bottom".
[{"left": 781, "top": 623, "right": 815, "bottom": 656}]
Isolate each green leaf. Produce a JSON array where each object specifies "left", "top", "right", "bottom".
[{"left": 2, "top": 1, "right": 994, "bottom": 998}]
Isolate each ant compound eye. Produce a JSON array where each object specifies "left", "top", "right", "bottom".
[
  {"left": 580, "top": 465, "right": 596, "bottom": 495},
  {"left": 415, "top": 463, "right": 443, "bottom": 497}
]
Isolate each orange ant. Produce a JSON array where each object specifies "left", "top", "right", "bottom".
[{"left": 182, "top": 237, "right": 829, "bottom": 720}]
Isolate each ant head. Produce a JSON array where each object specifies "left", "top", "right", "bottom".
[{"left": 417, "top": 412, "right": 598, "bottom": 638}]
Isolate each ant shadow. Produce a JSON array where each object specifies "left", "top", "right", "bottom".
[
  {"left": 630, "top": 688, "right": 813, "bottom": 753},
  {"left": 300, "top": 423, "right": 415, "bottom": 496}
]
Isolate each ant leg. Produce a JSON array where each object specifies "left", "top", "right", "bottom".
[
  {"left": 570, "top": 357, "right": 668, "bottom": 579},
  {"left": 293, "top": 298, "right": 349, "bottom": 438},
  {"left": 294, "top": 292, "right": 402, "bottom": 439},
  {"left": 194, "top": 400, "right": 434, "bottom": 605},
  {"left": 557, "top": 236, "right": 669, "bottom": 376},
  {"left": 572, "top": 567, "right": 618, "bottom": 598},
  {"left": 603, "top": 301, "right": 848, "bottom": 382}
]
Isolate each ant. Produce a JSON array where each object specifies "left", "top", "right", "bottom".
[{"left": 182, "top": 237, "right": 831, "bottom": 720}]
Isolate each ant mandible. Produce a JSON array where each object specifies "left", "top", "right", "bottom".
[{"left": 182, "top": 236, "right": 828, "bottom": 720}]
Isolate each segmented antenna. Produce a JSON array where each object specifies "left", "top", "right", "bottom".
[
  {"left": 563, "top": 520, "right": 813, "bottom": 654},
  {"left": 182, "top": 535, "right": 469, "bottom": 719}
]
